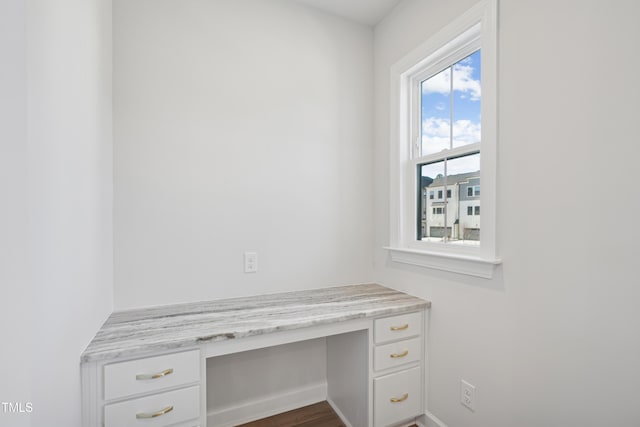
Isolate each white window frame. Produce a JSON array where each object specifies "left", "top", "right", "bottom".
[{"left": 386, "top": 0, "right": 501, "bottom": 279}]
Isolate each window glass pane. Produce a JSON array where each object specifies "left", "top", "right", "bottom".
[
  {"left": 421, "top": 67, "right": 451, "bottom": 155},
  {"left": 452, "top": 50, "right": 482, "bottom": 150},
  {"left": 446, "top": 152, "right": 480, "bottom": 244},
  {"left": 418, "top": 161, "right": 446, "bottom": 241}
]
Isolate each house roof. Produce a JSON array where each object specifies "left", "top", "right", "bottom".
[{"left": 423, "top": 171, "right": 479, "bottom": 188}]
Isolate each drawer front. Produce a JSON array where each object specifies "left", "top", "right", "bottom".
[
  {"left": 104, "top": 385, "right": 200, "bottom": 427},
  {"left": 374, "top": 312, "right": 422, "bottom": 344},
  {"left": 374, "top": 337, "right": 421, "bottom": 372},
  {"left": 374, "top": 367, "right": 421, "bottom": 427},
  {"left": 104, "top": 350, "right": 200, "bottom": 401}
]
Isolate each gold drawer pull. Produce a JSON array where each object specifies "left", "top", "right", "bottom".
[
  {"left": 390, "top": 350, "right": 409, "bottom": 358},
  {"left": 136, "top": 368, "right": 173, "bottom": 380},
  {"left": 390, "top": 393, "right": 409, "bottom": 403},
  {"left": 136, "top": 405, "right": 174, "bottom": 419},
  {"left": 390, "top": 324, "right": 409, "bottom": 331}
]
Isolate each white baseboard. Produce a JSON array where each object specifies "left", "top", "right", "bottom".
[
  {"left": 423, "top": 411, "right": 449, "bottom": 427},
  {"left": 207, "top": 382, "right": 327, "bottom": 427},
  {"left": 326, "top": 398, "right": 354, "bottom": 427}
]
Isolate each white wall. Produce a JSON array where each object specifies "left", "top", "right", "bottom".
[
  {"left": 0, "top": 1, "right": 30, "bottom": 426},
  {"left": 25, "top": 0, "right": 113, "bottom": 425},
  {"left": 207, "top": 338, "right": 327, "bottom": 417},
  {"left": 374, "top": 0, "right": 640, "bottom": 426},
  {"left": 113, "top": 0, "right": 374, "bottom": 309}
]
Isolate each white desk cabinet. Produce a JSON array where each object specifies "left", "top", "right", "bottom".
[
  {"left": 104, "top": 350, "right": 200, "bottom": 400},
  {"left": 104, "top": 384, "right": 200, "bottom": 427},
  {"left": 372, "top": 312, "right": 424, "bottom": 427},
  {"left": 81, "top": 284, "right": 430, "bottom": 427}
]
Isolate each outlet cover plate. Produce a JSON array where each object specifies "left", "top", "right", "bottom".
[{"left": 461, "top": 380, "right": 476, "bottom": 411}]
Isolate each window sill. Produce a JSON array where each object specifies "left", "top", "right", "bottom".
[{"left": 384, "top": 247, "right": 502, "bottom": 279}]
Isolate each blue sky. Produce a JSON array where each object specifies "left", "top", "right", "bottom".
[{"left": 421, "top": 50, "right": 482, "bottom": 165}]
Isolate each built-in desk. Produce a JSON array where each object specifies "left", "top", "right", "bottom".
[{"left": 81, "top": 284, "right": 431, "bottom": 427}]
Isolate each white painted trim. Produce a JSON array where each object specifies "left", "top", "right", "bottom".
[
  {"left": 388, "top": 0, "right": 499, "bottom": 276},
  {"left": 424, "top": 411, "right": 449, "bottom": 427},
  {"left": 207, "top": 382, "right": 327, "bottom": 427},
  {"left": 327, "top": 398, "right": 354, "bottom": 427},
  {"left": 386, "top": 247, "right": 501, "bottom": 279},
  {"left": 392, "top": 421, "right": 422, "bottom": 427},
  {"left": 81, "top": 362, "right": 99, "bottom": 427}
]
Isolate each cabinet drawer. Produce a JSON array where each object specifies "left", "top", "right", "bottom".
[
  {"left": 104, "top": 385, "right": 200, "bottom": 427},
  {"left": 104, "top": 350, "right": 200, "bottom": 401},
  {"left": 374, "top": 312, "right": 422, "bottom": 344},
  {"left": 374, "top": 337, "right": 421, "bottom": 372},
  {"left": 373, "top": 367, "right": 421, "bottom": 427}
]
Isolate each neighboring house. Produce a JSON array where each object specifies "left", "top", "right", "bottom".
[{"left": 420, "top": 172, "right": 480, "bottom": 241}]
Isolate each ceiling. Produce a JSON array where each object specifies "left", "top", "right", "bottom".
[{"left": 293, "top": 0, "right": 402, "bottom": 26}]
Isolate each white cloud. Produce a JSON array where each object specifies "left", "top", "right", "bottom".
[
  {"left": 452, "top": 119, "right": 481, "bottom": 145},
  {"left": 422, "top": 117, "right": 481, "bottom": 155},
  {"left": 422, "top": 64, "right": 481, "bottom": 101}
]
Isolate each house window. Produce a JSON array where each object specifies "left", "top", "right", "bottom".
[
  {"left": 467, "top": 206, "right": 473, "bottom": 216},
  {"left": 387, "top": 0, "right": 500, "bottom": 278},
  {"left": 418, "top": 45, "right": 482, "bottom": 243},
  {"left": 432, "top": 207, "right": 445, "bottom": 215},
  {"left": 429, "top": 191, "right": 434, "bottom": 200}
]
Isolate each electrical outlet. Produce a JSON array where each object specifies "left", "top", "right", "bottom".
[
  {"left": 460, "top": 380, "right": 476, "bottom": 411},
  {"left": 244, "top": 252, "right": 258, "bottom": 273}
]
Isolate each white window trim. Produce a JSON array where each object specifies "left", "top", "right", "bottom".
[{"left": 386, "top": 0, "right": 501, "bottom": 278}]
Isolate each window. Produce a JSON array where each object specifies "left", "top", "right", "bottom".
[
  {"left": 429, "top": 191, "right": 434, "bottom": 200},
  {"left": 387, "top": 0, "right": 500, "bottom": 278}
]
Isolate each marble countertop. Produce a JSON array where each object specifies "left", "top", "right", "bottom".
[{"left": 81, "top": 283, "right": 430, "bottom": 363}]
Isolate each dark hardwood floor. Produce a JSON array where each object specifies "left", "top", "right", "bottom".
[
  {"left": 236, "top": 401, "right": 345, "bottom": 427},
  {"left": 235, "top": 401, "right": 418, "bottom": 427}
]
